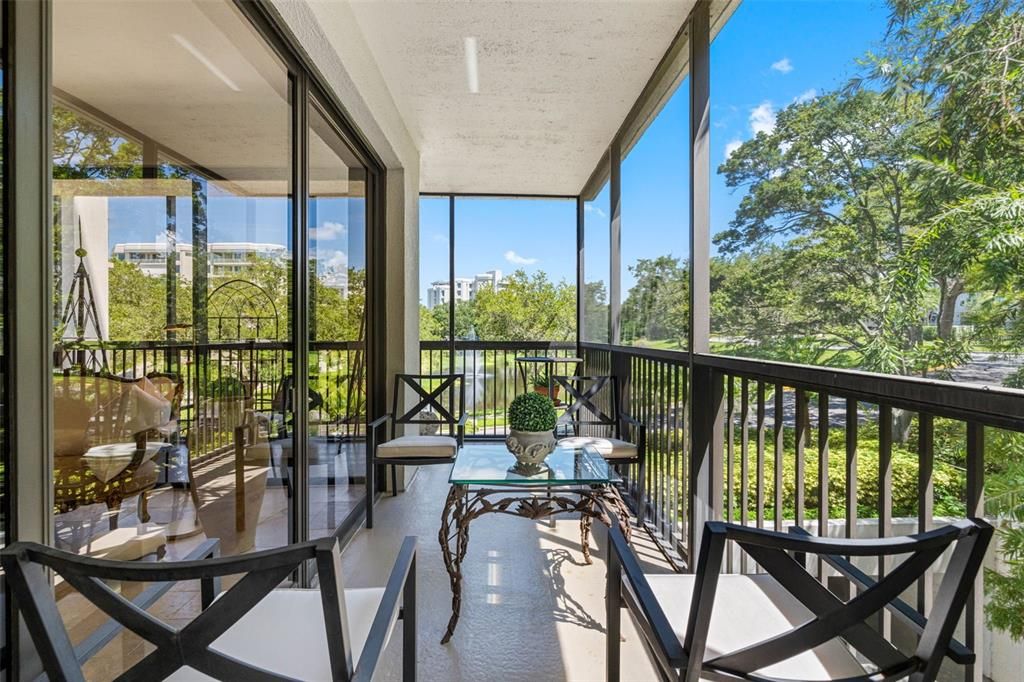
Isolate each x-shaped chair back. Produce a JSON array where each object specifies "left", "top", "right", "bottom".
[
  {"left": 683, "top": 519, "right": 993, "bottom": 682},
  {"left": 391, "top": 374, "right": 465, "bottom": 439},
  {"left": 554, "top": 375, "right": 619, "bottom": 437},
  {"left": 2, "top": 537, "right": 360, "bottom": 682}
]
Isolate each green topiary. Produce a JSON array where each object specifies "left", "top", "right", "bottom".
[{"left": 508, "top": 391, "right": 557, "bottom": 432}]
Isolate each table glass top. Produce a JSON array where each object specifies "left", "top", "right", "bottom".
[{"left": 449, "top": 441, "right": 620, "bottom": 486}]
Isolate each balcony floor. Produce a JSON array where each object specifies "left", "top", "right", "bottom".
[{"left": 343, "top": 463, "right": 669, "bottom": 681}]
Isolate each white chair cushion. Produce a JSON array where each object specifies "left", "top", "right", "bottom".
[
  {"left": 377, "top": 435, "right": 457, "bottom": 458},
  {"left": 559, "top": 436, "right": 637, "bottom": 460},
  {"left": 166, "top": 587, "right": 387, "bottom": 680},
  {"left": 643, "top": 573, "right": 865, "bottom": 680}
]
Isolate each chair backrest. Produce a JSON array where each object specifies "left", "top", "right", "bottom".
[
  {"left": 146, "top": 371, "right": 183, "bottom": 418},
  {"left": 1, "top": 537, "right": 358, "bottom": 681},
  {"left": 553, "top": 375, "right": 619, "bottom": 435},
  {"left": 684, "top": 519, "right": 993, "bottom": 682},
  {"left": 390, "top": 374, "right": 465, "bottom": 437},
  {"left": 53, "top": 372, "right": 144, "bottom": 451}
]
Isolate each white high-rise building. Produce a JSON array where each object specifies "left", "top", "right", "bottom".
[
  {"left": 111, "top": 242, "right": 287, "bottom": 280},
  {"left": 425, "top": 270, "right": 504, "bottom": 309}
]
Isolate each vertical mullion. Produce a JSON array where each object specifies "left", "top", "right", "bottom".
[
  {"left": 293, "top": 75, "right": 310, "bottom": 569},
  {"left": 917, "top": 412, "right": 934, "bottom": 614},
  {"left": 448, "top": 196, "right": 455, "bottom": 371},
  {"left": 817, "top": 391, "right": 829, "bottom": 585},
  {"left": 576, "top": 196, "right": 584, "bottom": 346},
  {"left": 773, "top": 384, "right": 783, "bottom": 532},
  {"left": 609, "top": 143, "right": 621, "bottom": 346},
  {"left": 877, "top": 405, "right": 893, "bottom": 638}
]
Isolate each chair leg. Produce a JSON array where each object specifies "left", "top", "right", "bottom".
[
  {"left": 606, "top": 549, "right": 622, "bottom": 682},
  {"left": 391, "top": 465, "right": 399, "bottom": 497},
  {"left": 403, "top": 554, "right": 417, "bottom": 682}
]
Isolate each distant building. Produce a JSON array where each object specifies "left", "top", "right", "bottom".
[
  {"left": 111, "top": 242, "right": 288, "bottom": 280},
  {"left": 925, "top": 292, "right": 974, "bottom": 327},
  {"left": 425, "top": 269, "right": 503, "bottom": 309}
]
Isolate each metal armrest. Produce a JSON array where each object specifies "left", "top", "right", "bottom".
[
  {"left": 787, "top": 526, "right": 974, "bottom": 664},
  {"left": 619, "top": 412, "right": 646, "bottom": 455},
  {"left": 353, "top": 537, "right": 417, "bottom": 682},
  {"left": 454, "top": 413, "right": 468, "bottom": 447},
  {"left": 368, "top": 414, "right": 392, "bottom": 460},
  {"left": 606, "top": 519, "right": 687, "bottom": 669},
  {"left": 368, "top": 414, "right": 391, "bottom": 432}
]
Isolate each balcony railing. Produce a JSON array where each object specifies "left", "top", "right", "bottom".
[
  {"left": 413, "top": 339, "right": 1024, "bottom": 680},
  {"left": 60, "top": 340, "right": 367, "bottom": 462}
]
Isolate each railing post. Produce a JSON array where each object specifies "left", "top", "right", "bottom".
[{"left": 688, "top": 361, "right": 723, "bottom": 570}]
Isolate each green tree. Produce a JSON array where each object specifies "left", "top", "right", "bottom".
[
  {"left": 717, "top": 88, "right": 971, "bottom": 376},
  {"left": 582, "top": 280, "right": 609, "bottom": 341},
  {"left": 472, "top": 270, "right": 575, "bottom": 341},
  {"left": 621, "top": 255, "right": 689, "bottom": 347}
]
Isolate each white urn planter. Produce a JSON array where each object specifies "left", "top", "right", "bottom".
[{"left": 506, "top": 429, "right": 556, "bottom": 473}]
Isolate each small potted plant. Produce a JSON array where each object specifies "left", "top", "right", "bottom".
[
  {"left": 532, "top": 369, "right": 561, "bottom": 404},
  {"left": 506, "top": 391, "right": 558, "bottom": 473}
]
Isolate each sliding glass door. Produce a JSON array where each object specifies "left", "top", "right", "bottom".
[
  {"left": 306, "top": 97, "right": 368, "bottom": 539},
  {"left": 41, "top": 10, "right": 381, "bottom": 672}
]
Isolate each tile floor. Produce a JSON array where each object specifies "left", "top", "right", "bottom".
[{"left": 57, "top": 453, "right": 668, "bottom": 681}]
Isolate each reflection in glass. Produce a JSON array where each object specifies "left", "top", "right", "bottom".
[
  {"left": 307, "top": 99, "right": 367, "bottom": 538},
  {"left": 51, "top": 0, "right": 292, "bottom": 590}
]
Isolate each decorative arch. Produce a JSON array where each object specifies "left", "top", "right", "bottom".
[{"left": 207, "top": 279, "right": 280, "bottom": 342}]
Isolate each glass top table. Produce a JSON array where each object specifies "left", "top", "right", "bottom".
[
  {"left": 448, "top": 441, "right": 620, "bottom": 487},
  {"left": 439, "top": 440, "right": 631, "bottom": 643}
]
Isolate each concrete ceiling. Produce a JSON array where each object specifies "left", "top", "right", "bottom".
[{"left": 342, "top": 0, "right": 696, "bottom": 196}]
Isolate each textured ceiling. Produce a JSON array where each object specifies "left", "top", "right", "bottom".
[{"left": 344, "top": 0, "right": 695, "bottom": 195}]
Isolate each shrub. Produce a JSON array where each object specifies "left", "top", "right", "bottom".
[{"left": 508, "top": 392, "right": 557, "bottom": 432}]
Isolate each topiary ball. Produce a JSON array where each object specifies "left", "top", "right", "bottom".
[{"left": 508, "top": 391, "right": 558, "bottom": 432}]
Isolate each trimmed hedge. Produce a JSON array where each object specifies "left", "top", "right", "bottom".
[{"left": 508, "top": 392, "right": 557, "bottom": 432}]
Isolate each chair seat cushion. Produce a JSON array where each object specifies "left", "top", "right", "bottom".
[
  {"left": 378, "top": 435, "right": 457, "bottom": 458},
  {"left": 642, "top": 573, "right": 865, "bottom": 680},
  {"left": 559, "top": 436, "right": 637, "bottom": 460},
  {"left": 166, "top": 587, "right": 386, "bottom": 680}
]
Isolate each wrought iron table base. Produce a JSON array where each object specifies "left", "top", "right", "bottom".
[{"left": 437, "top": 483, "right": 632, "bottom": 644}]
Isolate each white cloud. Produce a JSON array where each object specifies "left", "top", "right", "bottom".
[
  {"left": 770, "top": 57, "right": 793, "bottom": 74},
  {"left": 504, "top": 250, "right": 538, "bottom": 265},
  {"left": 584, "top": 204, "right": 607, "bottom": 219},
  {"left": 323, "top": 250, "right": 348, "bottom": 270},
  {"left": 793, "top": 88, "right": 817, "bottom": 105},
  {"left": 310, "top": 221, "right": 346, "bottom": 240},
  {"left": 724, "top": 139, "right": 743, "bottom": 159},
  {"left": 749, "top": 101, "right": 776, "bottom": 136}
]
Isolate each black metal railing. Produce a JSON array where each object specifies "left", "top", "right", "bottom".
[
  {"left": 582, "top": 342, "right": 1024, "bottom": 682},
  {"left": 61, "top": 340, "right": 367, "bottom": 460},
  {"left": 419, "top": 340, "right": 577, "bottom": 437}
]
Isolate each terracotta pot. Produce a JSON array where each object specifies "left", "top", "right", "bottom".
[{"left": 533, "top": 385, "right": 561, "bottom": 404}]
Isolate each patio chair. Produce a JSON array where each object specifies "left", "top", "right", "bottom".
[
  {"left": 553, "top": 375, "right": 646, "bottom": 512},
  {"left": 605, "top": 518, "right": 993, "bottom": 682},
  {"left": 2, "top": 535, "right": 417, "bottom": 681},
  {"left": 366, "top": 374, "right": 466, "bottom": 528}
]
